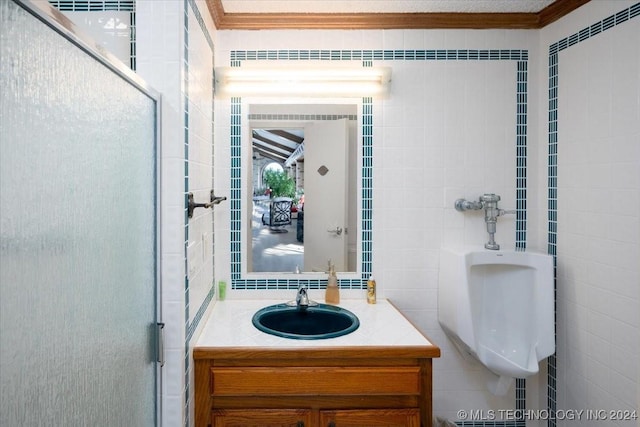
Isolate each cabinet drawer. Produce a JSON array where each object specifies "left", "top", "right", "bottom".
[
  {"left": 212, "top": 409, "right": 311, "bottom": 427},
  {"left": 211, "top": 366, "right": 421, "bottom": 396},
  {"left": 320, "top": 408, "right": 420, "bottom": 427}
]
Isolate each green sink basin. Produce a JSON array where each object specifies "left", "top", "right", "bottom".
[{"left": 252, "top": 303, "right": 360, "bottom": 340}]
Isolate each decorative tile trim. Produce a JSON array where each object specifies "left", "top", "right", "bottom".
[
  {"left": 546, "top": 3, "right": 639, "bottom": 427},
  {"left": 228, "top": 49, "right": 529, "bottom": 424},
  {"left": 186, "top": 0, "right": 215, "bottom": 52},
  {"left": 183, "top": 1, "right": 215, "bottom": 425},
  {"left": 361, "top": 96, "right": 373, "bottom": 279},
  {"left": 129, "top": 10, "right": 135, "bottom": 70},
  {"left": 230, "top": 49, "right": 528, "bottom": 293},
  {"left": 248, "top": 113, "right": 357, "bottom": 121},
  {"left": 182, "top": 1, "right": 192, "bottom": 425},
  {"left": 515, "top": 60, "right": 528, "bottom": 251},
  {"left": 230, "top": 93, "right": 372, "bottom": 291},
  {"left": 48, "top": 0, "right": 134, "bottom": 11},
  {"left": 515, "top": 49, "right": 528, "bottom": 423},
  {"left": 230, "top": 49, "right": 528, "bottom": 61},
  {"left": 183, "top": 0, "right": 215, "bottom": 342}
]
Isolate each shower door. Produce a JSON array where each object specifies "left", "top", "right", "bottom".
[{"left": 1, "top": 1, "right": 161, "bottom": 426}]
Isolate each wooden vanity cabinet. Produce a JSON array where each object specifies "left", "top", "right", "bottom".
[
  {"left": 194, "top": 346, "right": 440, "bottom": 427},
  {"left": 211, "top": 408, "right": 418, "bottom": 427}
]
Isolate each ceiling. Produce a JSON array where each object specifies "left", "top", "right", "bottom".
[
  {"left": 220, "top": 0, "right": 557, "bottom": 14},
  {"left": 253, "top": 128, "right": 304, "bottom": 163},
  {"left": 207, "top": 0, "right": 590, "bottom": 29}
]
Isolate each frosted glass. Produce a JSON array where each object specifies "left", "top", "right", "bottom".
[
  {"left": 1, "top": 2, "right": 158, "bottom": 426},
  {"left": 60, "top": 11, "right": 132, "bottom": 66}
]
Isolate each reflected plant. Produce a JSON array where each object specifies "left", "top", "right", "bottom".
[{"left": 263, "top": 169, "right": 296, "bottom": 198}]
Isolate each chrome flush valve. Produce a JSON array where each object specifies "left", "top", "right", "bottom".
[
  {"left": 480, "top": 194, "right": 503, "bottom": 250},
  {"left": 455, "top": 193, "right": 516, "bottom": 250}
]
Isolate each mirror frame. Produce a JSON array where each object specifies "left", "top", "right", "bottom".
[
  {"left": 230, "top": 96, "right": 373, "bottom": 291},
  {"left": 248, "top": 104, "right": 357, "bottom": 275}
]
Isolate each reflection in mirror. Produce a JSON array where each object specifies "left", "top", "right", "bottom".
[{"left": 247, "top": 104, "right": 358, "bottom": 274}]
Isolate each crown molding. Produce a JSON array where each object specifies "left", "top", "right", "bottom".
[
  {"left": 206, "top": 0, "right": 590, "bottom": 30},
  {"left": 537, "top": 0, "right": 590, "bottom": 27}
]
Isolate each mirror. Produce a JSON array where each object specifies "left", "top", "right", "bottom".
[{"left": 247, "top": 103, "right": 359, "bottom": 274}]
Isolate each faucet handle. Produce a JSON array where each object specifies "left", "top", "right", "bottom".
[
  {"left": 455, "top": 198, "right": 483, "bottom": 211},
  {"left": 296, "top": 285, "right": 309, "bottom": 308},
  {"left": 480, "top": 193, "right": 501, "bottom": 203}
]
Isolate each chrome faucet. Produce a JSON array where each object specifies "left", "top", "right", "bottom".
[
  {"left": 296, "top": 285, "right": 309, "bottom": 310},
  {"left": 455, "top": 193, "right": 516, "bottom": 250}
]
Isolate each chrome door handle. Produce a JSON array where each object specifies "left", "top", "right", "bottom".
[
  {"left": 156, "top": 322, "right": 165, "bottom": 367},
  {"left": 327, "top": 226, "right": 343, "bottom": 235}
]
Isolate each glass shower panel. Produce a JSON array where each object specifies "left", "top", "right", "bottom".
[{"left": 1, "top": 2, "right": 158, "bottom": 426}]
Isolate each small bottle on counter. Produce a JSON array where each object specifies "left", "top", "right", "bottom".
[
  {"left": 325, "top": 260, "right": 340, "bottom": 305},
  {"left": 367, "top": 276, "right": 376, "bottom": 304}
]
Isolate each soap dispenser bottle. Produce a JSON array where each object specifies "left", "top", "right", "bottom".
[
  {"left": 367, "top": 275, "right": 376, "bottom": 304},
  {"left": 325, "top": 260, "right": 340, "bottom": 305}
]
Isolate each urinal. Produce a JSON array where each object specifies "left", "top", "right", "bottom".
[{"left": 438, "top": 247, "right": 554, "bottom": 395}]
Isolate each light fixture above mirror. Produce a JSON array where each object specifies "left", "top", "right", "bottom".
[{"left": 215, "top": 66, "right": 391, "bottom": 98}]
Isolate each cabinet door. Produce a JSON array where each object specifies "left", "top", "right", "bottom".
[
  {"left": 320, "top": 408, "right": 420, "bottom": 427},
  {"left": 212, "top": 409, "right": 312, "bottom": 427}
]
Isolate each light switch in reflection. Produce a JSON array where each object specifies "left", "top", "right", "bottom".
[
  {"left": 187, "top": 241, "right": 197, "bottom": 279},
  {"left": 202, "top": 233, "right": 208, "bottom": 259}
]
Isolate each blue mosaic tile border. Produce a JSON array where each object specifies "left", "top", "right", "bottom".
[
  {"left": 361, "top": 96, "right": 373, "bottom": 279},
  {"left": 229, "top": 49, "right": 529, "bottom": 295},
  {"left": 547, "top": 42, "right": 559, "bottom": 427},
  {"left": 183, "top": 0, "right": 191, "bottom": 340},
  {"left": 231, "top": 49, "right": 528, "bottom": 61},
  {"left": 230, "top": 97, "right": 373, "bottom": 291},
  {"left": 546, "top": 3, "right": 639, "bottom": 427},
  {"left": 182, "top": 1, "right": 191, "bottom": 424},
  {"left": 48, "top": 0, "right": 134, "bottom": 10},
  {"left": 248, "top": 113, "right": 357, "bottom": 121},
  {"left": 183, "top": 0, "right": 215, "bottom": 425},
  {"left": 515, "top": 60, "right": 528, "bottom": 251},
  {"left": 184, "top": 0, "right": 216, "bottom": 343}
]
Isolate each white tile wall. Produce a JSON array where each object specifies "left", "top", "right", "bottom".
[
  {"left": 185, "top": 2, "right": 214, "bottom": 328},
  {"left": 214, "top": 30, "right": 537, "bottom": 422},
  {"left": 139, "top": 0, "right": 639, "bottom": 425},
  {"left": 136, "top": 1, "right": 186, "bottom": 425},
  {"left": 539, "top": 1, "right": 639, "bottom": 425}
]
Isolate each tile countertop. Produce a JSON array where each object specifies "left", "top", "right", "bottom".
[{"left": 195, "top": 299, "right": 439, "bottom": 351}]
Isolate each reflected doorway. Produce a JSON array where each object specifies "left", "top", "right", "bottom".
[
  {"left": 251, "top": 135, "right": 304, "bottom": 273},
  {"left": 246, "top": 104, "right": 357, "bottom": 274}
]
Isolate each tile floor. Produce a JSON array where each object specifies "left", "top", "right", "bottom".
[{"left": 251, "top": 199, "right": 304, "bottom": 272}]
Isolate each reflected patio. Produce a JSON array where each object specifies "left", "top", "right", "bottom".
[{"left": 251, "top": 197, "right": 303, "bottom": 272}]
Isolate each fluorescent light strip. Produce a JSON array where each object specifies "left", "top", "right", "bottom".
[{"left": 215, "top": 66, "right": 391, "bottom": 97}]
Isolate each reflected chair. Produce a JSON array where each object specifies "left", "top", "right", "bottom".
[{"left": 261, "top": 197, "right": 293, "bottom": 233}]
